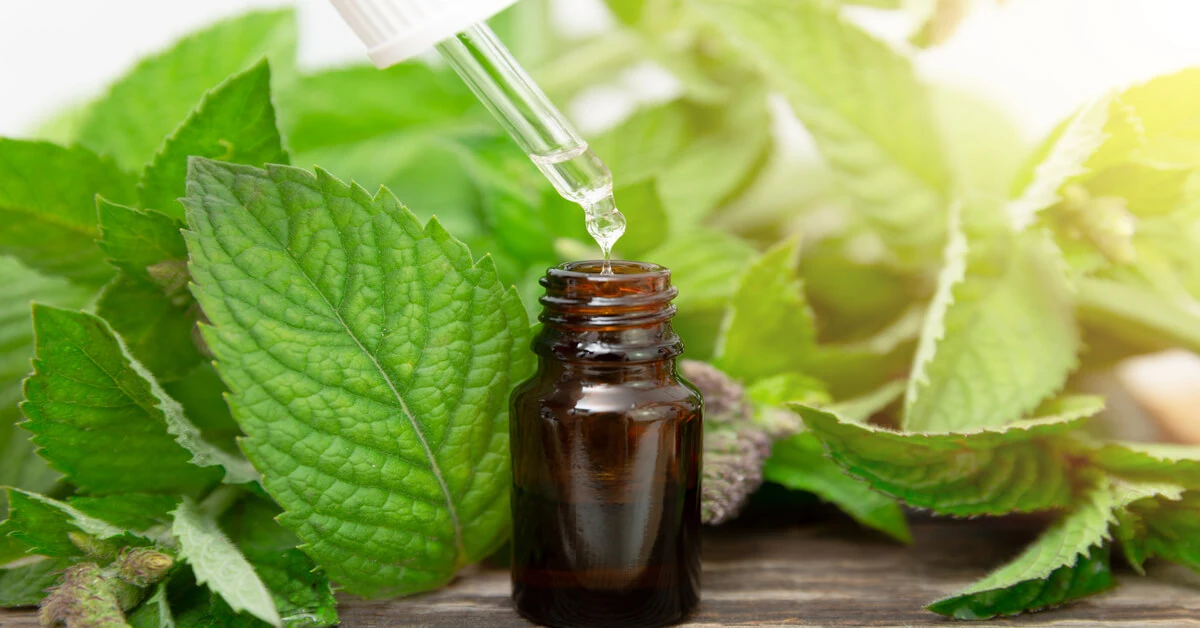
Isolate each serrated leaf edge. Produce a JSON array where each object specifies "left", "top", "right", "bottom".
[
  {"left": 172, "top": 497, "right": 281, "bottom": 627},
  {"left": 1008, "top": 94, "right": 1112, "bottom": 230},
  {"left": 903, "top": 202, "right": 966, "bottom": 423}
]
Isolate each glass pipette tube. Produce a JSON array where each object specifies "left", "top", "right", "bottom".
[{"left": 434, "top": 23, "right": 626, "bottom": 262}]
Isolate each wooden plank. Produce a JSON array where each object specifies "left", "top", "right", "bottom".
[{"left": 3, "top": 515, "right": 1199, "bottom": 626}]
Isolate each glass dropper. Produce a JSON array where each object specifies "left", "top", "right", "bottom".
[{"left": 330, "top": 0, "right": 626, "bottom": 263}]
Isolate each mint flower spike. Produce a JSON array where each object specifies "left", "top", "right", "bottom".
[
  {"left": 682, "top": 360, "right": 775, "bottom": 525},
  {"left": 39, "top": 563, "right": 127, "bottom": 628}
]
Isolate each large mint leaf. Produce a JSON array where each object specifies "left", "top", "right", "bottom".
[
  {"left": 173, "top": 497, "right": 281, "bottom": 628},
  {"left": 765, "top": 433, "right": 910, "bottom": 542},
  {"left": 0, "top": 257, "right": 92, "bottom": 514},
  {"left": 904, "top": 222, "right": 1079, "bottom": 432},
  {"left": 139, "top": 60, "right": 289, "bottom": 219},
  {"left": 183, "top": 159, "right": 533, "bottom": 596},
  {"left": 22, "top": 306, "right": 252, "bottom": 493},
  {"left": 0, "top": 141, "right": 136, "bottom": 285},
  {"left": 696, "top": 0, "right": 950, "bottom": 261},
  {"left": 796, "top": 397, "right": 1102, "bottom": 516},
  {"left": 76, "top": 10, "right": 296, "bottom": 170},
  {"left": 927, "top": 479, "right": 1176, "bottom": 619},
  {"left": 716, "top": 238, "right": 815, "bottom": 384}
]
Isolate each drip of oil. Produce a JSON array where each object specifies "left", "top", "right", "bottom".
[{"left": 531, "top": 145, "right": 627, "bottom": 274}]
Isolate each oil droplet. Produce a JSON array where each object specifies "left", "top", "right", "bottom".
[{"left": 582, "top": 193, "right": 626, "bottom": 274}]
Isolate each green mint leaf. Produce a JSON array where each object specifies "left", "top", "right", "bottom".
[
  {"left": 657, "top": 94, "right": 773, "bottom": 225},
  {"left": 933, "top": 87, "right": 1029, "bottom": 199},
  {"left": 22, "top": 305, "right": 252, "bottom": 492},
  {"left": 804, "top": 307, "right": 924, "bottom": 400},
  {"left": 0, "top": 140, "right": 136, "bottom": 285},
  {"left": 828, "top": 380, "right": 907, "bottom": 424},
  {"left": 183, "top": 159, "right": 532, "bottom": 596},
  {"left": 96, "top": 272, "right": 201, "bottom": 384},
  {"left": 0, "top": 558, "right": 69, "bottom": 607},
  {"left": 1089, "top": 441, "right": 1200, "bottom": 489},
  {"left": 716, "top": 237, "right": 815, "bottom": 383},
  {"left": 77, "top": 10, "right": 296, "bottom": 171},
  {"left": 463, "top": 137, "right": 558, "bottom": 266},
  {"left": 745, "top": 373, "right": 830, "bottom": 410},
  {"left": 643, "top": 228, "right": 758, "bottom": 312},
  {"left": 221, "top": 495, "right": 338, "bottom": 628},
  {"left": 1088, "top": 68, "right": 1200, "bottom": 170},
  {"left": 0, "top": 257, "right": 93, "bottom": 514},
  {"left": 1008, "top": 96, "right": 1111, "bottom": 230},
  {"left": 281, "top": 63, "right": 478, "bottom": 154},
  {"left": 609, "top": 181, "right": 668, "bottom": 258},
  {"left": 764, "top": 383, "right": 906, "bottom": 542},
  {"left": 1120, "top": 490, "right": 1200, "bottom": 574},
  {"left": 139, "top": 60, "right": 290, "bottom": 219},
  {"left": 298, "top": 133, "right": 493, "bottom": 244},
  {"left": 928, "top": 479, "right": 1180, "bottom": 619},
  {"left": 127, "top": 581, "right": 175, "bottom": 628},
  {"left": 796, "top": 397, "right": 1103, "bottom": 516},
  {"left": 765, "top": 433, "right": 911, "bottom": 542},
  {"left": 1082, "top": 162, "right": 1193, "bottom": 217},
  {"left": 96, "top": 199, "right": 198, "bottom": 382},
  {"left": 67, "top": 495, "right": 179, "bottom": 533},
  {"left": 97, "top": 199, "right": 189, "bottom": 280},
  {"left": 905, "top": 221, "right": 1079, "bottom": 431},
  {"left": 1077, "top": 278, "right": 1200, "bottom": 355},
  {"left": 172, "top": 497, "right": 281, "bottom": 628},
  {"left": 3, "top": 489, "right": 129, "bottom": 557},
  {"left": 696, "top": 0, "right": 950, "bottom": 261},
  {"left": 162, "top": 364, "right": 241, "bottom": 451},
  {"left": 589, "top": 103, "right": 692, "bottom": 186}
]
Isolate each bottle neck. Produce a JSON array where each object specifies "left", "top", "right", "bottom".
[{"left": 534, "top": 261, "right": 683, "bottom": 367}]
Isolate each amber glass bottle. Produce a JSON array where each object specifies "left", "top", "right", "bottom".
[{"left": 509, "top": 260, "right": 703, "bottom": 628}]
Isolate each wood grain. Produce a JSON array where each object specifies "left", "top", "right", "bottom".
[{"left": 3, "top": 512, "right": 1198, "bottom": 627}]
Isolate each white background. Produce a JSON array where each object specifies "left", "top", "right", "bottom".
[{"left": 2, "top": 0, "right": 1200, "bottom": 140}]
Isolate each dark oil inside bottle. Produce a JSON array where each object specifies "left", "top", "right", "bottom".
[{"left": 510, "top": 260, "right": 702, "bottom": 628}]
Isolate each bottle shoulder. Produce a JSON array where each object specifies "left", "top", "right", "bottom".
[{"left": 512, "top": 371, "right": 702, "bottom": 422}]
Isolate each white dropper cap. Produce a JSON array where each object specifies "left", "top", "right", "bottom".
[{"left": 331, "top": 0, "right": 519, "bottom": 67}]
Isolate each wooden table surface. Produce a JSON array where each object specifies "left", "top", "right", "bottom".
[{"left": 3, "top": 508, "right": 1199, "bottom": 627}]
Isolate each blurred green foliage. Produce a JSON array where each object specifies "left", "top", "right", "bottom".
[{"left": 2, "top": 0, "right": 1200, "bottom": 623}]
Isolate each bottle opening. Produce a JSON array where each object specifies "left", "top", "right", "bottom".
[
  {"left": 537, "top": 261, "right": 680, "bottom": 351},
  {"left": 542, "top": 261, "right": 673, "bottom": 304}
]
